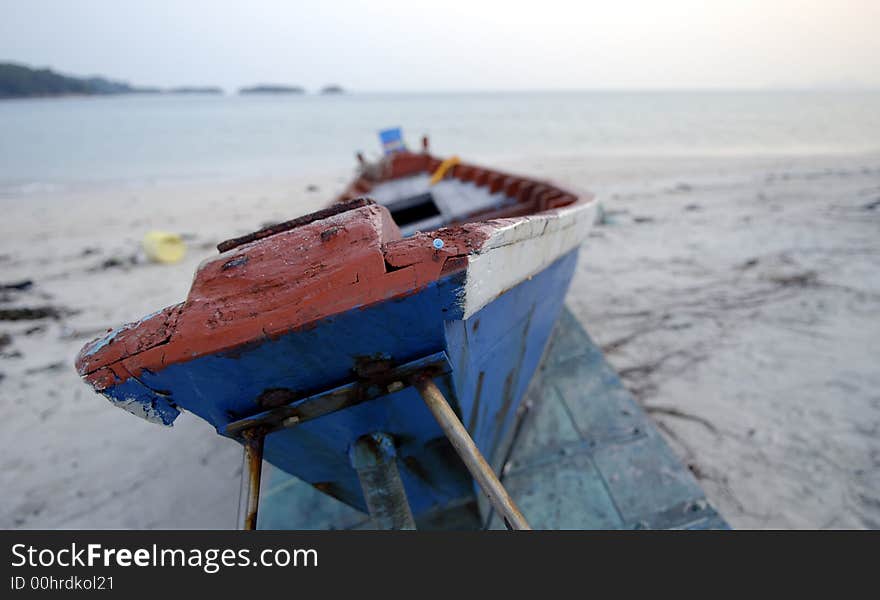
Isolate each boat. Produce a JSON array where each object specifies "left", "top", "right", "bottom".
[{"left": 74, "top": 129, "right": 597, "bottom": 529}]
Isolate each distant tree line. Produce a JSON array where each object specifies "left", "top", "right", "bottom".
[
  {"left": 237, "top": 84, "right": 344, "bottom": 94},
  {"left": 1, "top": 62, "right": 345, "bottom": 99},
  {"left": 0, "top": 63, "right": 139, "bottom": 98},
  {"left": 239, "top": 84, "right": 305, "bottom": 94},
  {"left": 0, "top": 63, "right": 222, "bottom": 98}
]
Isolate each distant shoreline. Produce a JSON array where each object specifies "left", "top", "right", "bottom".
[
  {"left": 0, "top": 62, "right": 225, "bottom": 99},
  {"left": 0, "top": 62, "right": 345, "bottom": 99},
  {"left": 0, "top": 91, "right": 349, "bottom": 102},
  {"left": 0, "top": 91, "right": 226, "bottom": 101}
]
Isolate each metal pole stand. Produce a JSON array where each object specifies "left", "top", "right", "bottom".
[
  {"left": 414, "top": 375, "right": 531, "bottom": 530},
  {"left": 238, "top": 428, "right": 266, "bottom": 530},
  {"left": 349, "top": 432, "right": 417, "bottom": 530},
  {"left": 230, "top": 351, "right": 528, "bottom": 531}
]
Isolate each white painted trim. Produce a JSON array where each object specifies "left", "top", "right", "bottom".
[{"left": 461, "top": 199, "right": 597, "bottom": 319}]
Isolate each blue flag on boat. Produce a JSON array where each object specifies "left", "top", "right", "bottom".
[{"left": 379, "top": 127, "right": 406, "bottom": 155}]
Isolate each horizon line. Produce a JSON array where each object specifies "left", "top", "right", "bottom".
[{"left": 4, "top": 61, "right": 879, "bottom": 96}]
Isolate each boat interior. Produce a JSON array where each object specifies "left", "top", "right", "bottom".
[
  {"left": 337, "top": 150, "right": 582, "bottom": 236},
  {"left": 215, "top": 139, "right": 586, "bottom": 256}
]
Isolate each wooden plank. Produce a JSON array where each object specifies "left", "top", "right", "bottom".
[{"left": 485, "top": 307, "right": 727, "bottom": 530}]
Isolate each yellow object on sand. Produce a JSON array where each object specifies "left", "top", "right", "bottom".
[
  {"left": 429, "top": 155, "right": 460, "bottom": 185},
  {"left": 142, "top": 231, "right": 186, "bottom": 264}
]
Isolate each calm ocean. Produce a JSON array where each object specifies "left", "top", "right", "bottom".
[{"left": 1, "top": 90, "right": 879, "bottom": 191}]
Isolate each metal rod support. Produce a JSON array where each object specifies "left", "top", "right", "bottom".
[
  {"left": 225, "top": 351, "right": 453, "bottom": 438},
  {"left": 350, "top": 433, "right": 417, "bottom": 530},
  {"left": 414, "top": 376, "right": 531, "bottom": 530},
  {"left": 239, "top": 429, "right": 265, "bottom": 530}
]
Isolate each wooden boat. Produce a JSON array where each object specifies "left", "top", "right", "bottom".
[{"left": 74, "top": 131, "right": 597, "bottom": 528}]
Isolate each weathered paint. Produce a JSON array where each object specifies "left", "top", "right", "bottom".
[
  {"left": 73, "top": 151, "right": 596, "bottom": 518},
  {"left": 461, "top": 199, "right": 597, "bottom": 319},
  {"left": 444, "top": 250, "right": 579, "bottom": 469},
  {"left": 82, "top": 253, "right": 579, "bottom": 517},
  {"left": 254, "top": 308, "right": 728, "bottom": 530},
  {"left": 224, "top": 351, "right": 453, "bottom": 437},
  {"left": 216, "top": 197, "right": 373, "bottom": 253},
  {"left": 76, "top": 202, "right": 495, "bottom": 389}
]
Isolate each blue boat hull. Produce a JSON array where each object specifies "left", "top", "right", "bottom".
[{"left": 107, "top": 248, "right": 580, "bottom": 517}]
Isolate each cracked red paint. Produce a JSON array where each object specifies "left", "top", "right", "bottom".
[
  {"left": 75, "top": 150, "right": 589, "bottom": 391},
  {"left": 76, "top": 202, "right": 493, "bottom": 388}
]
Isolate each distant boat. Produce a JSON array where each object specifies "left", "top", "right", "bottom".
[
  {"left": 320, "top": 84, "right": 344, "bottom": 94},
  {"left": 74, "top": 129, "right": 596, "bottom": 527}
]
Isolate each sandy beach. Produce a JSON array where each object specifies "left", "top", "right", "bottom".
[{"left": 1, "top": 151, "right": 878, "bottom": 529}]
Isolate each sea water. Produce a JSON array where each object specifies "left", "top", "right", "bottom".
[{"left": 1, "top": 90, "right": 879, "bottom": 192}]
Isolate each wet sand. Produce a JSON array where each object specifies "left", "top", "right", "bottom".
[{"left": 1, "top": 152, "right": 878, "bottom": 529}]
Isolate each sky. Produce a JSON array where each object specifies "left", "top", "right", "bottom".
[{"left": 1, "top": 0, "right": 879, "bottom": 92}]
